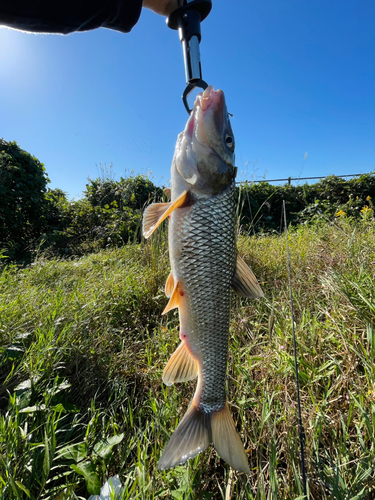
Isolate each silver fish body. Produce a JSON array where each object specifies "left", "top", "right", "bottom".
[
  {"left": 143, "top": 86, "right": 263, "bottom": 474},
  {"left": 170, "top": 182, "right": 237, "bottom": 412}
]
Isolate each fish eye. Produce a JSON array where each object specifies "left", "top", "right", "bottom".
[{"left": 225, "top": 134, "right": 234, "bottom": 150}]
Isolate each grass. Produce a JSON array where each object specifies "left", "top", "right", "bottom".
[{"left": 1, "top": 215, "right": 375, "bottom": 499}]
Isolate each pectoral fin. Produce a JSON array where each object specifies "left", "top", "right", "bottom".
[
  {"left": 232, "top": 255, "right": 264, "bottom": 299},
  {"left": 142, "top": 190, "right": 189, "bottom": 239}
]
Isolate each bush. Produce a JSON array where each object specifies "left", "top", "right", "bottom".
[
  {"left": 38, "top": 175, "right": 162, "bottom": 257},
  {"left": 41, "top": 198, "right": 142, "bottom": 257},
  {"left": 237, "top": 172, "right": 375, "bottom": 232},
  {"left": 0, "top": 139, "right": 50, "bottom": 259},
  {"left": 84, "top": 174, "right": 162, "bottom": 211}
]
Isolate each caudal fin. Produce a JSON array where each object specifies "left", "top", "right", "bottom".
[
  {"left": 212, "top": 403, "right": 250, "bottom": 474},
  {"left": 158, "top": 402, "right": 250, "bottom": 474},
  {"left": 158, "top": 403, "right": 211, "bottom": 471}
]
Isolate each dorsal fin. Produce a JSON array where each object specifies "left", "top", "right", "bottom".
[
  {"left": 142, "top": 190, "right": 189, "bottom": 239},
  {"left": 232, "top": 254, "right": 264, "bottom": 299}
]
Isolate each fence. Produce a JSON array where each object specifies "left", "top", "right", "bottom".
[{"left": 237, "top": 173, "right": 366, "bottom": 185}]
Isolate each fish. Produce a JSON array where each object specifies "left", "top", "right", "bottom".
[{"left": 142, "top": 86, "right": 264, "bottom": 474}]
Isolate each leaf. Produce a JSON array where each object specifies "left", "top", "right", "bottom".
[
  {"left": 15, "top": 481, "right": 31, "bottom": 498},
  {"left": 71, "top": 461, "right": 101, "bottom": 495},
  {"left": 57, "top": 442, "right": 88, "bottom": 462},
  {"left": 170, "top": 492, "right": 183, "bottom": 500},
  {"left": 43, "top": 429, "right": 51, "bottom": 481},
  {"left": 93, "top": 433, "right": 124, "bottom": 459},
  {"left": 14, "top": 379, "right": 32, "bottom": 391},
  {"left": 19, "top": 405, "right": 46, "bottom": 413},
  {"left": 5, "top": 345, "right": 24, "bottom": 360}
]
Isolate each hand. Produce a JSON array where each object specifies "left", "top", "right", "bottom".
[{"left": 143, "top": 0, "right": 181, "bottom": 16}]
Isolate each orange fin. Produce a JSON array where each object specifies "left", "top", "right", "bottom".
[
  {"left": 163, "top": 342, "right": 198, "bottom": 386},
  {"left": 162, "top": 281, "right": 181, "bottom": 315},
  {"left": 158, "top": 403, "right": 211, "bottom": 471},
  {"left": 232, "top": 254, "right": 264, "bottom": 299},
  {"left": 211, "top": 402, "right": 250, "bottom": 474},
  {"left": 142, "top": 189, "right": 189, "bottom": 239},
  {"left": 165, "top": 271, "right": 175, "bottom": 298}
]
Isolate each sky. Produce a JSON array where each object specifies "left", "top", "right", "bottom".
[{"left": 1, "top": 0, "right": 374, "bottom": 199}]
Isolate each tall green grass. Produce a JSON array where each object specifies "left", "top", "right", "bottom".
[{"left": 1, "top": 215, "right": 375, "bottom": 499}]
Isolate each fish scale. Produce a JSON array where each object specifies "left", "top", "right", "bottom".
[{"left": 175, "top": 182, "right": 237, "bottom": 412}]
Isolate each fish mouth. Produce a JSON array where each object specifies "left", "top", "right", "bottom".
[
  {"left": 185, "top": 86, "right": 224, "bottom": 140},
  {"left": 198, "top": 85, "right": 223, "bottom": 112}
]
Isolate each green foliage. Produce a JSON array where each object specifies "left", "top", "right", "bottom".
[
  {"left": 1, "top": 218, "right": 375, "bottom": 498},
  {"left": 84, "top": 174, "right": 163, "bottom": 210},
  {"left": 41, "top": 198, "right": 142, "bottom": 257},
  {"left": 237, "top": 172, "right": 375, "bottom": 233},
  {"left": 0, "top": 139, "right": 50, "bottom": 259},
  {"left": 39, "top": 175, "right": 163, "bottom": 258},
  {"left": 1, "top": 138, "right": 374, "bottom": 263}
]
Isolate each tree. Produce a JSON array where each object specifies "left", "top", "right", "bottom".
[{"left": 0, "top": 139, "right": 50, "bottom": 258}]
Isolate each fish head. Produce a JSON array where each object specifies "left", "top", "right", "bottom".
[{"left": 175, "top": 86, "right": 236, "bottom": 195}]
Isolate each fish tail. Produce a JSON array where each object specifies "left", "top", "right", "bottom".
[
  {"left": 211, "top": 402, "right": 250, "bottom": 474},
  {"left": 157, "top": 401, "right": 211, "bottom": 471},
  {"left": 158, "top": 401, "right": 250, "bottom": 474}
]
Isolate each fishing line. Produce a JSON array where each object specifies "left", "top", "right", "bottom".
[{"left": 282, "top": 200, "right": 308, "bottom": 498}]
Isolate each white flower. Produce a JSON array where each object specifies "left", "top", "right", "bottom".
[{"left": 88, "top": 475, "right": 122, "bottom": 500}]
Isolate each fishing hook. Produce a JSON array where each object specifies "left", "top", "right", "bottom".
[
  {"left": 167, "top": 0, "right": 212, "bottom": 114},
  {"left": 182, "top": 79, "right": 208, "bottom": 114}
]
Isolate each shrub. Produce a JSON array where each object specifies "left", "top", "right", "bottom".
[
  {"left": 41, "top": 199, "right": 142, "bottom": 257},
  {"left": 0, "top": 139, "right": 50, "bottom": 259},
  {"left": 237, "top": 172, "right": 375, "bottom": 232},
  {"left": 84, "top": 174, "right": 162, "bottom": 211}
]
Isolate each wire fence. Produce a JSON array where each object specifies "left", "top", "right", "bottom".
[{"left": 237, "top": 173, "right": 368, "bottom": 185}]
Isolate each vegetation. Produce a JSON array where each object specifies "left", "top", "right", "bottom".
[
  {"left": 1, "top": 141, "right": 375, "bottom": 498},
  {"left": 237, "top": 172, "right": 375, "bottom": 233},
  {"left": 0, "top": 140, "right": 50, "bottom": 260},
  {"left": 1, "top": 213, "right": 375, "bottom": 499},
  {"left": 2, "top": 139, "right": 374, "bottom": 263}
]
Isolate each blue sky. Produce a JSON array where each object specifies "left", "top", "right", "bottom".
[{"left": 1, "top": 0, "right": 374, "bottom": 199}]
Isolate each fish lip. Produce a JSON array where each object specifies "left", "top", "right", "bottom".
[{"left": 194, "top": 85, "right": 222, "bottom": 114}]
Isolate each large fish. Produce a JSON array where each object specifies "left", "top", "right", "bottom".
[{"left": 143, "top": 86, "right": 263, "bottom": 474}]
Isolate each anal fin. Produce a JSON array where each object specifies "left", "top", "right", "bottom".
[
  {"left": 163, "top": 342, "right": 198, "bottom": 386},
  {"left": 211, "top": 402, "right": 250, "bottom": 474},
  {"left": 142, "top": 189, "right": 189, "bottom": 239},
  {"left": 232, "top": 254, "right": 264, "bottom": 299}
]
